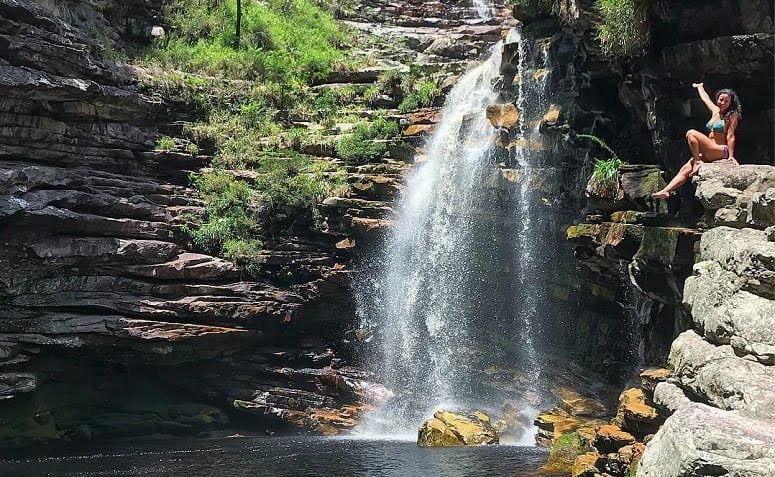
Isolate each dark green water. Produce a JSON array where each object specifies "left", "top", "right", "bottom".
[{"left": 0, "top": 436, "right": 557, "bottom": 477}]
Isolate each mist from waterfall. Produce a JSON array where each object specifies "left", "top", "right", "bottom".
[{"left": 355, "top": 29, "right": 555, "bottom": 440}]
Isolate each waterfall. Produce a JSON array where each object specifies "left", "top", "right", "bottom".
[
  {"left": 472, "top": 0, "right": 493, "bottom": 20},
  {"left": 356, "top": 29, "right": 554, "bottom": 440}
]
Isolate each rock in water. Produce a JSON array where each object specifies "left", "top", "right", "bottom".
[{"left": 417, "top": 410, "right": 499, "bottom": 447}]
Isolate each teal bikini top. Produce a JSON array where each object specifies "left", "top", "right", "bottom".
[{"left": 706, "top": 118, "right": 725, "bottom": 133}]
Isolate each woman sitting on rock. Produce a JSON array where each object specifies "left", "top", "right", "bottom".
[{"left": 651, "top": 84, "right": 741, "bottom": 199}]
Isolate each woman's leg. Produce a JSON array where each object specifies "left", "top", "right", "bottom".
[
  {"left": 651, "top": 158, "right": 694, "bottom": 199},
  {"left": 686, "top": 130, "right": 727, "bottom": 162}
]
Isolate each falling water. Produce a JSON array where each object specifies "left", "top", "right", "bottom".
[
  {"left": 472, "top": 0, "right": 493, "bottom": 20},
  {"left": 356, "top": 29, "right": 555, "bottom": 439}
]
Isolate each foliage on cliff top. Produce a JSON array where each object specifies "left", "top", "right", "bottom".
[
  {"left": 143, "top": 0, "right": 348, "bottom": 82},
  {"left": 596, "top": 0, "right": 654, "bottom": 58},
  {"left": 512, "top": 0, "right": 654, "bottom": 58}
]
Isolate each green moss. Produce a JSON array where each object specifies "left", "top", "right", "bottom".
[{"left": 541, "top": 432, "right": 593, "bottom": 473}]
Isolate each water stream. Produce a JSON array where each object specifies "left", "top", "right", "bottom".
[{"left": 356, "top": 29, "right": 557, "bottom": 439}]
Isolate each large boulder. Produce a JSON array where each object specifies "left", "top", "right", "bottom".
[
  {"left": 417, "top": 410, "right": 499, "bottom": 447},
  {"left": 637, "top": 403, "right": 775, "bottom": 477},
  {"left": 694, "top": 163, "right": 775, "bottom": 229},
  {"left": 684, "top": 260, "right": 775, "bottom": 364},
  {"left": 669, "top": 331, "right": 775, "bottom": 419}
]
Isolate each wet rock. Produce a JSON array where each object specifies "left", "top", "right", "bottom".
[
  {"left": 0, "top": 373, "right": 37, "bottom": 397},
  {"left": 534, "top": 407, "right": 605, "bottom": 448},
  {"left": 485, "top": 103, "right": 520, "bottom": 129},
  {"left": 541, "top": 431, "right": 593, "bottom": 474},
  {"left": 417, "top": 409, "right": 499, "bottom": 447},
  {"left": 585, "top": 164, "right": 666, "bottom": 214},
  {"left": 638, "top": 403, "right": 775, "bottom": 477}
]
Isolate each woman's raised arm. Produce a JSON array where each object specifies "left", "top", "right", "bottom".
[{"left": 693, "top": 82, "right": 718, "bottom": 113}]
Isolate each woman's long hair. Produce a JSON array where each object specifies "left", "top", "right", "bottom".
[{"left": 716, "top": 88, "right": 742, "bottom": 120}]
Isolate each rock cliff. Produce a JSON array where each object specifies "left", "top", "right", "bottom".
[{"left": 0, "top": 0, "right": 523, "bottom": 446}]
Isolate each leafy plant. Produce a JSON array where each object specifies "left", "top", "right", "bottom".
[
  {"left": 155, "top": 136, "right": 176, "bottom": 152},
  {"left": 185, "top": 142, "right": 200, "bottom": 155},
  {"left": 187, "top": 171, "right": 263, "bottom": 260},
  {"left": 578, "top": 134, "right": 625, "bottom": 198}
]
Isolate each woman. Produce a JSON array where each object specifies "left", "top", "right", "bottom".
[{"left": 651, "top": 84, "right": 741, "bottom": 199}]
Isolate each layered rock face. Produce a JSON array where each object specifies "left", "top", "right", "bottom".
[
  {"left": 0, "top": 0, "right": 524, "bottom": 447},
  {"left": 637, "top": 163, "right": 775, "bottom": 476}
]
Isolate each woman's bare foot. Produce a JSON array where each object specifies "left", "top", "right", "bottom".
[{"left": 651, "top": 191, "right": 670, "bottom": 199}]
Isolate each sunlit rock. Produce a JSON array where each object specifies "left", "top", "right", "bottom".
[
  {"left": 485, "top": 103, "right": 520, "bottom": 129},
  {"left": 593, "top": 425, "right": 635, "bottom": 453},
  {"left": 611, "top": 388, "right": 661, "bottom": 436},
  {"left": 638, "top": 403, "right": 775, "bottom": 477},
  {"left": 572, "top": 452, "right": 600, "bottom": 477},
  {"left": 417, "top": 410, "right": 499, "bottom": 447}
]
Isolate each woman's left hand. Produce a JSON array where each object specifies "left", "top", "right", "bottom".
[{"left": 729, "top": 156, "right": 739, "bottom": 166}]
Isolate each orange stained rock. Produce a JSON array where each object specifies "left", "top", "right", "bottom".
[
  {"left": 595, "top": 424, "right": 636, "bottom": 450},
  {"left": 403, "top": 124, "right": 435, "bottom": 136},
  {"left": 571, "top": 452, "right": 600, "bottom": 477},
  {"left": 486, "top": 103, "right": 520, "bottom": 129},
  {"left": 615, "top": 388, "right": 659, "bottom": 424}
]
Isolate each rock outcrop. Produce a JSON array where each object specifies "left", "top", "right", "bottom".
[
  {"left": 637, "top": 164, "right": 775, "bottom": 476},
  {"left": 417, "top": 410, "right": 499, "bottom": 447},
  {"left": 0, "top": 0, "right": 523, "bottom": 447}
]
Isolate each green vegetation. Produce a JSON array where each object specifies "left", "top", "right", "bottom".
[
  {"left": 144, "top": 0, "right": 348, "bottom": 83},
  {"left": 155, "top": 135, "right": 176, "bottom": 152},
  {"left": 540, "top": 431, "right": 593, "bottom": 472},
  {"left": 597, "top": 0, "right": 654, "bottom": 58},
  {"left": 137, "top": 1, "right": 426, "bottom": 268},
  {"left": 511, "top": 0, "right": 654, "bottom": 57},
  {"left": 578, "top": 134, "right": 625, "bottom": 198},
  {"left": 398, "top": 81, "right": 441, "bottom": 113},
  {"left": 187, "top": 156, "right": 347, "bottom": 262},
  {"left": 337, "top": 117, "right": 400, "bottom": 162}
]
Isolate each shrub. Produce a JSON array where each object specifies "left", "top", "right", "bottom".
[
  {"left": 188, "top": 171, "right": 262, "bottom": 259},
  {"left": 398, "top": 81, "right": 440, "bottom": 113},
  {"left": 596, "top": 0, "right": 653, "bottom": 58},
  {"left": 578, "top": 134, "right": 625, "bottom": 198},
  {"left": 185, "top": 142, "right": 200, "bottom": 155},
  {"left": 336, "top": 117, "right": 399, "bottom": 162},
  {"left": 155, "top": 136, "right": 176, "bottom": 152}
]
